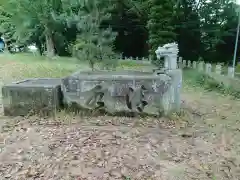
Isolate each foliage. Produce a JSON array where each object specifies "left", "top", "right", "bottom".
[
  {"left": 0, "top": 0, "right": 239, "bottom": 65},
  {"left": 66, "top": 0, "right": 117, "bottom": 70},
  {"left": 147, "top": 0, "right": 175, "bottom": 59}
]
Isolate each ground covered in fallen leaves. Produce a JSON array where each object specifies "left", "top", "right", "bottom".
[{"left": 1, "top": 87, "right": 240, "bottom": 180}]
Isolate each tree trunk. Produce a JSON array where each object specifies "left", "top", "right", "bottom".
[{"left": 45, "top": 31, "right": 55, "bottom": 58}]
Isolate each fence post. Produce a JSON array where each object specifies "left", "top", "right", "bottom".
[
  {"left": 183, "top": 60, "right": 186, "bottom": 68},
  {"left": 198, "top": 61, "right": 204, "bottom": 71},
  {"left": 178, "top": 57, "right": 182, "bottom": 68},
  {"left": 192, "top": 61, "right": 197, "bottom": 69}
]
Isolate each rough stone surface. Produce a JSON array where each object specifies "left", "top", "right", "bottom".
[
  {"left": 2, "top": 78, "right": 62, "bottom": 116},
  {"left": 62, "top": 70, "right": 181, "bottom": 115}
]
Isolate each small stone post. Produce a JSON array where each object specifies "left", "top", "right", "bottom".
[
  {"left": 215, "top": 64, "right": 222, "bottom": 75},
  {"left": 136, "top": 57, "right": 139, "bottom": 61},
  {"left": 142, "top": 57, "right": 145, "bottom": 61},
  {"left": 192, "top": 61, "right": 197, "bottom": 69},
  {"left": 228, "top": 67, "right": 235, "bottom": 78},
  {"left": 183, "top": 60, "right": 187, "bottom": 68},
  {"left": 187, "top": 60, "right": 191, "bottom": 68},
  {"left": 198, "top": 61, "right": 204, "bottom": 71},
  {"left": 205, "top": 63, "right": 212, "bottom": 74},
  {"left": 178, "top": 57, "right": 183, "bottom": 68}
]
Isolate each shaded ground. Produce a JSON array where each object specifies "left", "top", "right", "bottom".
[
  {"left": 0, "top": 54, "right": 240, "bottom": 179},
  {"left": 1, "top": 88, "right": 240, "bottom": 179}
]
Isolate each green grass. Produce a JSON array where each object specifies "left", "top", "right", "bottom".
[
  {"left": 183, "top": 68, "right": 240, "bottom": 99},
  {"left": 0, "top": 53, "right": 154, "bottom": 84}
]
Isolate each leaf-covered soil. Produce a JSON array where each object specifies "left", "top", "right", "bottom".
[{"left": 0, "top": 87, "right": 240, "bottom": 180}]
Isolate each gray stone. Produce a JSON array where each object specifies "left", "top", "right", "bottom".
[
  {"left": 187, "top": 60, "right": 191, "bottom": 68},
  {"left": 62, "top": 70, "right": 182, "bottom": 115},
  {"left": 2, "top": 78, "right": 62, "bottom": 117}
]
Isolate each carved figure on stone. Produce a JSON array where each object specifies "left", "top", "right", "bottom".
[{"left": 155, "top": 42, "right": 179, "bottom": 69}]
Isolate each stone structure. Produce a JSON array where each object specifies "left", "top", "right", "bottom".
[
  {"left": 187, "top": 60, "right": 191, "bottom": 68},
  {"left": 2, "top": 78, "right": 62, "bottom": 116},
  {"left": 62, "top": 71, "right": 181, "bottom": 115},
  {"left": 2, "top": 43, "right": 182, "bottom": 117},
  {"left": 205, "top": 63, "right": 212, "bottom": 74},
  {"left": 215, "top": 64, "right": 222, "bottom": 75}
]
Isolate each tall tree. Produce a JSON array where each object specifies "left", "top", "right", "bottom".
[{"left": 147, "top": 0, "right": 176, "bottom": 60}]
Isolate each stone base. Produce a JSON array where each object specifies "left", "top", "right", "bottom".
[{"left": 2, "top": 78, "right": 63, "bottom": 117}]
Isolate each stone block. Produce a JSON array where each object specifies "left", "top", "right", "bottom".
[
  {"left": 187, "top": 60, "right": 191, "bottom": 68},
  {"left": 2, "top": 78, "right": 62, "bottom": 117},
  {"left": 62, "top": 70, "right": 182, "bottom": 115}
]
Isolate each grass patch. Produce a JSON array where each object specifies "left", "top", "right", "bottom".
[
  {"left": 0, "top": 53, "right": 154, "bottom": 84},
  {"left": 183, "top": 68, "right": 240, "bottom": 99}
]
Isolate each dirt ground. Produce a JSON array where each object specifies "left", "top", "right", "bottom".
[{"left": 1, "top": 87, "right": 240, "bottom": 180}]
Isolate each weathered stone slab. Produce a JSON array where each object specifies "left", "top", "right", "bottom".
[
  {"left": 2, "top": 78, "right": 62, "bottom": 116},
  {"left": 62, "top": 70, "right": 181, "bottom": 115}
]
